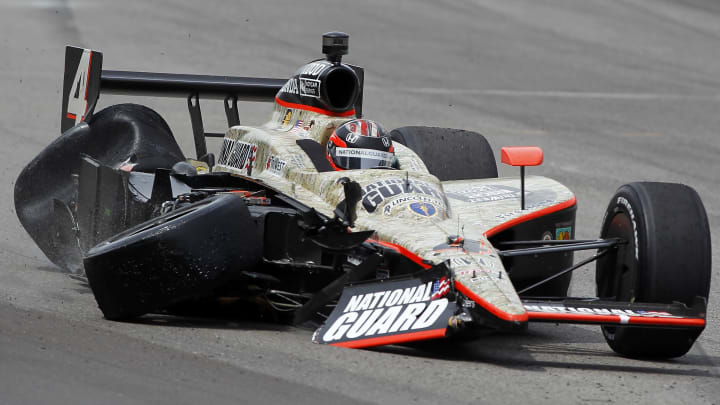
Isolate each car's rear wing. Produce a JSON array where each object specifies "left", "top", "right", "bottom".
[{"left": 60, "top": 46, "right": 364, "bottom": 158}]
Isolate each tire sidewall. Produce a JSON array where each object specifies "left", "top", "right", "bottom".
[{"left": 597, "top": 184, "right": 648, "bottom": 301}]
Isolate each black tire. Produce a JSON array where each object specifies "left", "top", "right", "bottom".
[
  {"left": 596, "top": 182, "right": 711, "bottom": 358},
  {"left": 84, "top": 194, "right": 262, "bottom": 321},
  {"left": 390, "top": 126, "right": 497, "bottom": 180},
  {"left": 15, "top": 104, "right": 185, "bottom": 272}
]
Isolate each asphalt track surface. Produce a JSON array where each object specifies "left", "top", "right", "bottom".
[{"left": 1, "top": 0, "right": 719, "bottom": 404}]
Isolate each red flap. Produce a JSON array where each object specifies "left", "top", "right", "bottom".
[{"left": 501, "top": 146, "right": 543, "bottom": 166}]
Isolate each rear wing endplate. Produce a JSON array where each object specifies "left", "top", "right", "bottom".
[{"left": 61, "top": 47, "right": 103, "bottom": 133}]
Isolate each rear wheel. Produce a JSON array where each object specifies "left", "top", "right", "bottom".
[
  {"left": 596, "top": 182, "right": 711, "bottom": 358},
  {"left": 15, "top": 104, "right": 185, "bottom": 272},
  {"left": 390, "top": 126, "right": 497, "bottom": 180}
]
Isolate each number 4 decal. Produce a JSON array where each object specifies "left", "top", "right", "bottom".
[{"left": 66, "top": 49, "right": 92, "bottom": 124}]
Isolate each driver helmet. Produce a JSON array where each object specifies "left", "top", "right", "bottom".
[{"left": 326, "top": 119, "right": 395, "bottom": 170}]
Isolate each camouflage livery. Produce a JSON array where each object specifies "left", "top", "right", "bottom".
[{"left": 214, "top": 103, "right": 576, "bottom": 321}]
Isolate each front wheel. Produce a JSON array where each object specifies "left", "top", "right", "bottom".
[{"left": 596, "top": 182, "right": 711, "bottom": 358}]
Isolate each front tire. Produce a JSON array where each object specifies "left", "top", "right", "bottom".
[{"left": 596, "top": 182, "right": 711, "bottom": 358}]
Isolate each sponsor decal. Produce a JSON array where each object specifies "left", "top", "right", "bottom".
[
  {"left": 315, "top": 275, "right": 456, "bottom": 345},
  {"left": 299, "top": 61, "right": 330, "bottom": 77},
  {"left": 616, "top": 196, "right": 639, "bottom": 260},
  {"left": 282, "top": 109, "right": 293, "bottom": 127},
  {"left": 383, "top": 195, "right": 444, "bottom": 216},
  {"left": 555, "top": 226, "right": 571, "bottom": 240},
  {"left": 299, "top": 78, "right": 321, "bottom": 98},
  {"left": 361, "top": 178, "right": 447, "bottom": 214},
  {"left": 227, "top": 141, "right": 257, "bottom": 175},
  {"left": 495, "top": 199, "right": 555, "bottom": 220},
  {"left": 290, "top": 120, "right": 309, "bottom": 137},
  {"left": 381, "top": 137, "right": 391, "bottom": 148},
  {"left": 219, "top": 138, "right": 235, "bottom": 165},
  {"left": 409, "top": 202, "right": 437, "bottom": 217},
  {"left": 279, "top": 78, "right": 299, "bottom": 95},
  {"left": 430, "top": 277, "right": 450, "bottom": 299},
  {"left": 542, "top": 231, "right": 553, "bottom": 241},
  {"left": 265, "top": 154, "right": 287, "bottom": 176},
  {"left": 446, "top": 185, "right": 520, "bottom": 203},
  {"left": 524, "top": 304, "right": 680, "bottom": 318},
  {"left": 345, "top": 133, "right": 359, "bottom": 144},
  {"left": 336, "top": 148, "right": 394, "bottom": 161}
]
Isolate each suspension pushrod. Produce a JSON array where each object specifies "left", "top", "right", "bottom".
[
  {"left": 498, "top": 238, "right": 623, "bottom": 257},
  {"left": 497, "top": 239, "right": 618, "bottom": 246},
  {"left": 517, "top": 249, "right": 610, "bottom": 295}
]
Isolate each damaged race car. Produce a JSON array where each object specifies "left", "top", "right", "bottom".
[{"left": 15, "top": 33, "right": 711, "bottom": 358}]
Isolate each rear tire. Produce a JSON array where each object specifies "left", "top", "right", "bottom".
[
  {"left": 596, "top": 182, "right": 711, "bottom": 358},
  {"left": 390, "top": 126, "right": 497, "bottom": 180},
  {"left": 84, "top": 194, "right": 262, "bottom": 321},
  {"left": 15, "top": 104, "right": 185, "bottom": 272}
]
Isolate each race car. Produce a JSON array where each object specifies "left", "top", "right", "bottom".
[{"left": 15, "top": 33, "right": 710, "bottom": 358}]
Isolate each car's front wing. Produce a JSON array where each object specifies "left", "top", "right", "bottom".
[
  {"left": 313, "top": 270, "right": 706, "bottom": 349},
  {"left": 522, "top": 297, "right": 706, "bottom": 329}
]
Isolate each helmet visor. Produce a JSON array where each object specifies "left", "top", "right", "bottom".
[{"left": 333, "top": 147, "right": 395, "bottom": 169}]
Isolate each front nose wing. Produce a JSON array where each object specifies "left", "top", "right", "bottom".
[
  {"left": 523, "top": 297, "right": 706, "bottom": 329},
  {"left": 313, "top": 265, "right": 457, "bottom": 348}
]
